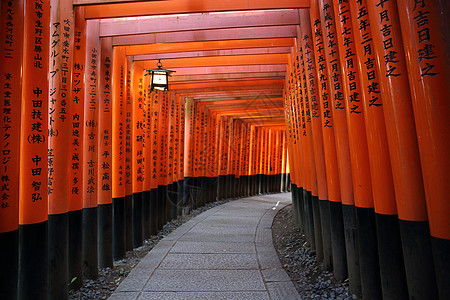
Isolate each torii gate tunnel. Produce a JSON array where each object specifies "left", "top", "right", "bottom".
[{"left": 0, "top": 0, "right": 448, "bottom": 299}]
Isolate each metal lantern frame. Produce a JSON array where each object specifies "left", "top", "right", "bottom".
[{"left": 146, "top": 59, "right": 176, "bottom": 92}]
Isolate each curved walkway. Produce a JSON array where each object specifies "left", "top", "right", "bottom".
[{"left": 109, "top": 193, "right": 300, "bottom": 300}]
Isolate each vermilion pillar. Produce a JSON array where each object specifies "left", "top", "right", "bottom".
[
  {"left": 300, "top": 9, "right": 348, "bottom": 282},
  {"left": 177, "top": 96, "right": 186, "bottom": 215},
  {"left": 131, "top": 61, "right": 144, "bottom": 247},
  {"left": 184, "top": 97, "right": 194, "bottom": 211},
  {"left": 97, "top": 37, "right": 113, "bottom": 268},
  {"left": 48, "top": 1, "right": 74, "bottom": 298},
  {"left": 158, "top": 91, "right": 168, "bottom": 224},
  {"left": 112, "top": 46, "right": 126, "bottom": 260},
  {"left": 348, "top": 0, "right": 408, "bottom": 298},
  {"left": 367, "top": 0, "right": 438, "bottom": 298},
  {"left": 212, "top": 113, "right": 219, "bottom": 199},
  {"left": 324, "top": 0, "right": 384, "bottom": 297},
  {"left": 124, "top": 56, "right": 133, "bottom": 249},
  {"left": 291, "top": 56, "right": 313, "bottom": 249},
  {"left": 143, "top": 73, "right": 153, "bottom": 234},
  {"left": 167, "top": 91, "right": 176, "bottom": 218},
  {"left": 217, "top": 116, "right": 225, "bottom": 199},
  {"left": 19, "top": 0, "right": 50, "bottom": 299},
  {"left": 82, "top": 19, "right": 100, "bottom": 280},
  {"left": 226, "top": 118, "right": 234, "bottom": 198},
  {"left": 299, "top": 13, "right": 334, "bottom": 271},
  {"left": 69, "top": 6, "right": 86, "bottom": 290},
  {"left": 311, "top": 1, "right": 360, "bottom": 294},
  {"left": 396, "top": 0, "right": 450, "bottom": 296},
  {"left": 299, "top": 46, "right": 323, "bottom": 260},
  {"left": 150, "top": 91, "right": 161, "bottom": 228},
  {"left": 284, "top": 76, "right": 301, "bottom": 225},
  {"left": 0, "top": 0, "right": 23, "bottom": 298},
  {"left": 293, "top": 58, "right": 311, "bottom": 245}
]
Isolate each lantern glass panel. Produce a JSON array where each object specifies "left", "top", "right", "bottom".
[{"left": 152, "top": 71, "right": 167, "bottom": 85}]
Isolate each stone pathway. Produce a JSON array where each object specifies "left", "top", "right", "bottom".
[{"left": 109, "top": 193, "right": 300, "bottom": 300}]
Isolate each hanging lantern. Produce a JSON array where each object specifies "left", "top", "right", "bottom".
[{"left": 146, "top": 59, "right": 175, "bottom": 92}]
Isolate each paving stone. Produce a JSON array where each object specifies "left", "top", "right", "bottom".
[
  {"left": 116, "top": 268, "right": 151, "bottom": 292},
  {"left": 139, "top": 291, "right": 270, "bottom": 300},
  {"left": 201, "top": 216, "right": 261, "bottom": 226},
  {"left": 144, "top": 269, "right": 266, "bottom": 292},
  {"left": 108, "top": 292, "right": 139, "bottom": 300},
  {"left": 255, "top": 228, "right": 273, "bottom": 244},
  {"left": 266, "top": 281, "right": 301, "bottom": 300},
  {"left": 178, "top": 232, "right": 256, "bottom": 243},
  {"left": 257, "top": 250, "right": 283, "bottom": 270},
  {"left": 189, "top": 224, "right": 257, "bottom": 235},
  {"left": 261, "top": 268, "right": 292, "bottom": 282},
  {"left": 159, "top": 253, "right": 258, "bottom": 270},
  {"left": 171, "top": 241, "right": 255, "bottom": 254}
]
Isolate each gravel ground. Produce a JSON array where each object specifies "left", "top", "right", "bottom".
[
  {"left": 272, "top": 204, "right": 357, "bottom": 300},
  {"left": 68, "top": 200, "right": 230, "bottom": 300}
]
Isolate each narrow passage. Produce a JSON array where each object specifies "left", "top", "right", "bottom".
[{"left": 110, "top": 193, "right": 299, "bottom": 300}]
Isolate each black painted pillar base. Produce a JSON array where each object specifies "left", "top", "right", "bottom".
[
  {"left": 149, "top": 189, "right": 158, "bottom": 234},
  {"left": 125, "top": 194, "right": 133, "bottom": 251},
  {"left": 82, "top": 207, "right": 98, "bottom": 280},
  {"left": 329, "top": 201, "right": 347, "bottom": 282},
  {"left": 319, "top": 199, "right": 332, "bottom": 271},
  {"left": 142, "top": 190, "right": 151, "bottom": 240},
  {"left": 170, "top": 182, "right": 178, "bottom": 220},
  {"left": 217, "top": 175, "right": 225, "bottom": 199},
  {"left": 226, "top": 174, "right": 234, "bottom": 199},
  {"left": 294, "top": 186, "right": 304, "bottom": 230},
  {"left": 262, "top": 175, "right": 267, "bottom": 194},
  {"left": 356, "top": 207, "right": 382, "bottom": 299},
  {"left": 236, "top": 176, "right": 241, "bottom": 197},
  {"left": 399, "top": 219, "right": 438, "bottom": 299},
  {"left": 98, "top": 203, "right": 113, "bottom": 268},
  {"left": 342, "top": 204, "right": 361, "bottom": 296},
  {"left": 252, "top": 175, "right": 257, "bottom": 195},
  {"left": 256, "top": 174, "right": 261, "bottom": 195},
  {"left": 157, "top": 185, "right": 165, "bottom": 229},
  {"left": 162, "top": 185, "right": 169, "bottom": 223},
  {"left": 223, "top": 175, "right": 229, "bottom": 199},
  {"left": 18, "top": 221, "right": 48, "bottom": 300},
  {"left": 183, "top": 177, "right": 192, "bottom": 214},
  {"left": 112, "top": 197, "right": 126, "bottom": 261},
  {"left": 177, "top": 180, "right": 184, "bottom": 217},
  {"left": 195, "top": 177, "right": 202, "bottom": 206},
  {"left": 68, "top": 209, "right": 82, "bottom": 290},
  {"left": 154, "top": 187, "right": 161, "bottom": 231},
  {"left": 48, "top": 212, "right": 68, "bottom": 300},
  {"left": 291, "top": 184, "right": 298, "bottom": 225},
  {"left": 166, "top": 183, "right": 173, "bottom": 221},
  {"left": 375, "top": 213, "right": 408, "bottom": 299},
  {"left": 192, "top": 178, "right": 199, "bottom": 209},
  {"left": 236, "top": 176, "right": 240, "bottom": 198},
  {"left": 312, "top": 195, "right": 323, "bottom": 261},
  {"left": 305, "top": 190, "right": 315, "bottom": 250},
  {"left": 432, "top": 236, "right": 450, "bottom": 299},
  {"left": 204, "top": 177, "right": 211, "bottom": 203},
  {"left": 0, "top": 229, "right": 18, "bottom": 300},
  {"left": 213, "top": 176, "right": 219, "bottom": 202}
]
